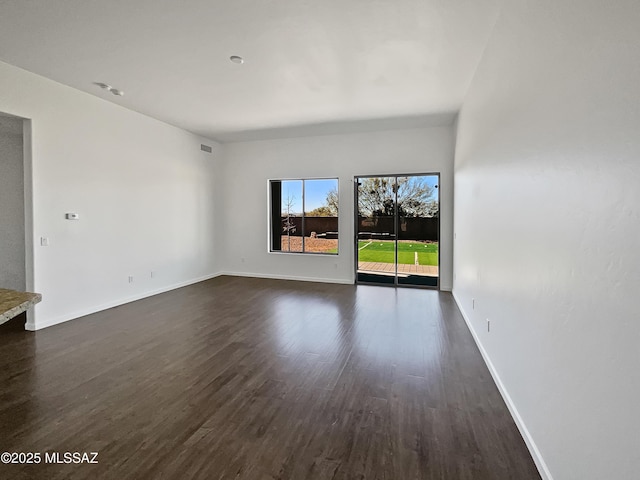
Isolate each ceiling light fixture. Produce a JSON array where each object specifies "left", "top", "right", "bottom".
[
  {"left": 94, "top": 82, "right": 124, "bottom": 96},
  {"left": 230, "top": 55, "right": 244, "bottom": 64}
]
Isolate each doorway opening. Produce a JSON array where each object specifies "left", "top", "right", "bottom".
[
  {"left": 355, "top": 174, "right": 439, "bottom": 288},
  {"left": 0, "top": 112, "right": 34, "bottom": 329}
]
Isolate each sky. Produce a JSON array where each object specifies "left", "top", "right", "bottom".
[
  {"left": 420, "top": 175, "right": 439, "bottom": 199},
  {"left": 402, "top": 174, "right": 439, "bottom": 201},
  {"left": 281, "top": 179, "right": 337, "bottom": 214},
  {"left": 280, "top": 175, "right": 438, "bottom": 215}
]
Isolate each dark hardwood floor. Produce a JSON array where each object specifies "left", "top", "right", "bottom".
[{"left": 0, "top": 276, "right": 540, "bottom": 480}]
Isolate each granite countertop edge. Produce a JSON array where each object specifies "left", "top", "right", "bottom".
[{"left": 0, "top": 289, "right": 43, "bottom": 323}]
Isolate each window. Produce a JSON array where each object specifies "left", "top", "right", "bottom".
[{"left": 270, "top": 178, "right": 339, "bottom": 254}]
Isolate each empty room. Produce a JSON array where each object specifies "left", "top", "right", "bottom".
[{"left": 0, "top": 1, "right": 638, "bottom": 479}]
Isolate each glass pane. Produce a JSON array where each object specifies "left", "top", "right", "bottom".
[
  {"left": 281, "top": 180, "right": 303, "bottom": 252},
  {"left": 356, "top": 176, "right": 397, "bottom": 284},
  {"left": 397, "top": 175, "right": 439, "bottom": 287},
  {"left": 303, "top": 179, "right": 339, "bottom": 254}
]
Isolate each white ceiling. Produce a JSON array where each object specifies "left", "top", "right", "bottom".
[{"left": 0, "top": 0, "right": 500, "bottom": 142}]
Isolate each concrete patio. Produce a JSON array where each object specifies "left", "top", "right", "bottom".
[{"left": 358, "top": 262, "right": 439, "bottom": 277}]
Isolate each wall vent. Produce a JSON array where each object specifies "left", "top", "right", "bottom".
[{"left": 200, "top": 144, "right": 212, "bottom": 153}]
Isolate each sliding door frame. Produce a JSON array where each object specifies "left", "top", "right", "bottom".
[{"left": 354, "top": 172, "right": 441, "bottom": 290}]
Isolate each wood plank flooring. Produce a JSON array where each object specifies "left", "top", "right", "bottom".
[{"left": 0, "top": 276, "right": 541, "bottom": 480}]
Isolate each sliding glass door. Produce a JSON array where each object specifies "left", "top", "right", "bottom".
[
  {"left": 355, "top": 176, "right": 397, "bottom": 285},
  {"left": 355, "top": 174, "right": 439, "bottom": 288}
]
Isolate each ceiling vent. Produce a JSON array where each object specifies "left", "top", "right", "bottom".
[{"left": 200, "top": 144, "right": 212, "bottom": 153}]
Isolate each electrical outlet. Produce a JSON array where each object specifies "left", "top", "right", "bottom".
[
  {"left": 128, "top": 276, "right": 134, "bottom": 283},
  {"left": 150, "top": 271, "right": 155, "bottom": 278}
]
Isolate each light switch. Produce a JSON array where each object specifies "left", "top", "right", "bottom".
[
  {"left": 65, "top": 213, "right": 79, "bottom": 220},
  {"left": 40, "top": 237, "right": 49, "bottom": 247}
]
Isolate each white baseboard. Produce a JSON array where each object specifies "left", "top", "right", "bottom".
[
  {"left": 25, "top": 272, "right": 223, "bottom": 331},
  {"left": 222, "top": 271, "right": 452, "bottom": 290},
  {"left": 218, "top": 270, "right": 354, "bottom": 285},
  {"left": 451, "top": 291, "right": 553, "bottom": 480}
]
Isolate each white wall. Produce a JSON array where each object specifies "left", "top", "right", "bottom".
[
  {"left": 220, "top": 126, "right": 454, "bottom": 288},
  {"left": 0, "top": 120, "right": 25, "bottom": 291},
  {"left": 454, "top": 1, "right": 640, "bottom": 479},
  {"left": 0, "top": 61, "right": 222, "bottom": 330}
]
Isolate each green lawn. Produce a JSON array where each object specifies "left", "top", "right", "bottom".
[{"left": 358, "top": 240, "right": 438, "bottom": 266}]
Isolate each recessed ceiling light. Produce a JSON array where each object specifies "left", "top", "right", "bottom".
[
  {"left": 230, "top": 55, "right": 244, "bottom": 64},
  {"left": 94, "top": 82, "right": 112, "bottom": 90},
  {"left": 110, "top": 89, "right": 124, "bottom": 96}
]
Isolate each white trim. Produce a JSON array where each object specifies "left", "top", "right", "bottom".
[
  {"left": 218, "top": 271, "right": 353, "bottom": 285},
  {"left": 223, "top": 270, "right": 445, "bottom": 289},
  {"left": 451, "top": 290, "right": 553, "bottom": 480},
  {"left": 25, "top": 272, "right": 223, "bottom": 331},
  {"left": 23, "top": 118, "right": 35, "bottom": 328}
]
